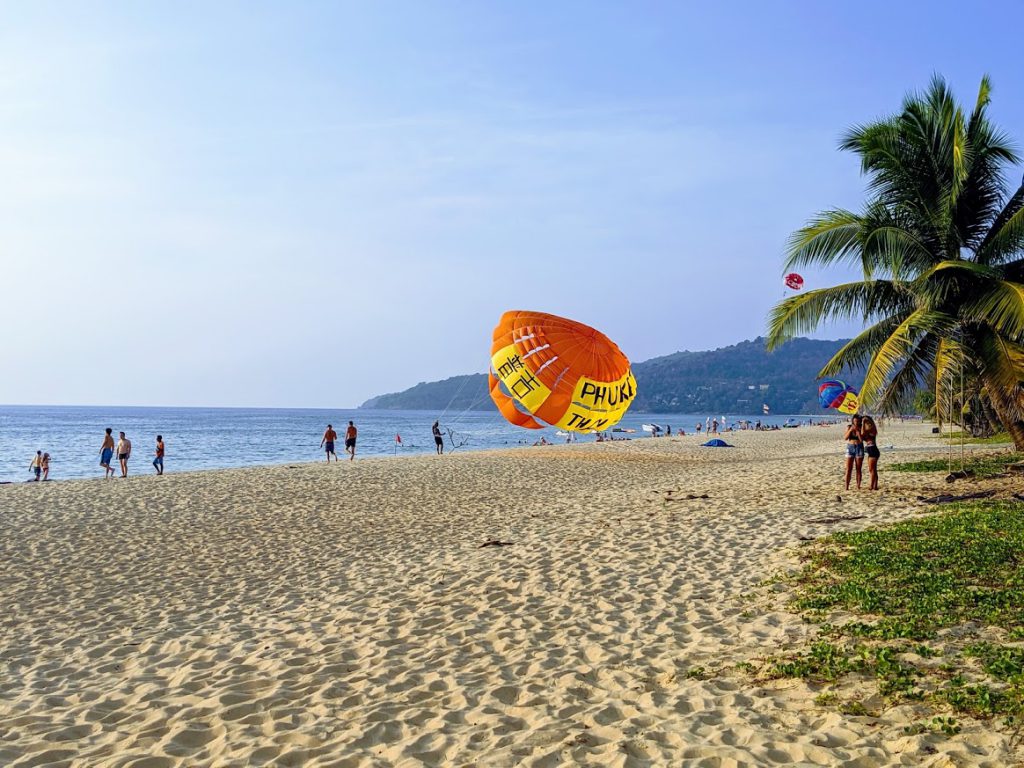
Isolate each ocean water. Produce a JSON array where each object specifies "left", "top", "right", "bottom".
[{"left": 0, "top": 405, "right": 812, "bottom": 483}]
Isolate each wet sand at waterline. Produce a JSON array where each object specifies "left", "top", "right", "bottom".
[{"left": 1, "top": 423, "right": 1018, "bottom": 766}]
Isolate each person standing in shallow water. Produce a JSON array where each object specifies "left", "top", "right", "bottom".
[
  {"left": 432, "top": 421, "right": 444, "bottom": 454},
  {"left": 116, "top": 432, "right": 132, "bottom": 478},
  {"left": 321, "top": 424, "right": 338, "bottom": 462},
  {"left": 153, "top": 435, "right": 165, "bottom": 475},
  {"left": 29, "top": 451, "right": 42, "bottom": 481},
  {"left": 344, "top": 421, "right": 357, "bottom": 460},
  {"left": 100, "top": 428, "right": 116, "bottom": 478}
]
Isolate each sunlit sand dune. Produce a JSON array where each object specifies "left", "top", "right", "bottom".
[{"left": 1, "top": 423, "right": 1018, "bottom": 766}]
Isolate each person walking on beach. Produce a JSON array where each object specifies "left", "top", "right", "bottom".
[
  {"left": 432, "top": 421, "right": 444, "bottom": 454},
  {"left": 321, "top": 424, "right": 338, "bottom": 462},
  {"left": 861, "top": 416, "right": 880, "bottom": 491},
  {"left": 153, "top": 435, "right": 165, "bottom": 475},
  {"left": 41, "top": 452, "right": 50, "bottom": 481},
  {"left": 844, "top": 415, "right": 864, "bottom": 490},
  {"left": 116, "top": 432, "right": 132, "bottom": 478},
  {"left": 29, "top": 451, "right": 42, "bottom": 481},
  {"left": 344, "top": 421, "right": 357, "bottom": 460},
  {"left": 100, "top": 428, "right": 116, "bottom": 478}
]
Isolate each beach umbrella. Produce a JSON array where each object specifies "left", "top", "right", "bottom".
[
  {"left": 818, "top": 379, "right": 859, "bottom": 414},
  {"left": 489, "top": 310, "right": 636, "bottom": 432}
]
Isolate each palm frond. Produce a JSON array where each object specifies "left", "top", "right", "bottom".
[{"left": 766, "top": 281, "right": 909, "bottom": 351}]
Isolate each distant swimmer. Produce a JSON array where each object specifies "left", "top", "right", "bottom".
[
  {"left": 116, "top": 432, "right": 132, "bottom": 478},
  {"left": 153, "top": 435, "right": 165, "bottom": 475},
  {"left": 345, "top": 421, "right": 357, "bottom": 460},
  {"left": 321, "top": 424, "right": 338, "bottom": 462},
  {"left": 432, "top": 421, "right": 444, "bottom": 455},
  {"left": 29, "top": 451, "right": 42, "bottom": 481},
  {"left": 100, "top": 428, "right": 115, "bottom": 478}
]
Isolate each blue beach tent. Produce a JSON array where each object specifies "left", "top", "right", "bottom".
[{"left": 701, "top": 438, "right": 734, "bottom": 447}]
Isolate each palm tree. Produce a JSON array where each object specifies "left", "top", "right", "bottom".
[{"left": 767, "top": 76, "right": 1024, "bottom": 449}]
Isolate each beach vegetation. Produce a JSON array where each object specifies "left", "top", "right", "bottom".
[
  {"left": 763, "top": 501, "right": 1024, "bottom": 735},
  {"left": 766, "top": 75, "right": 1024, "bottom": 449},
  {"left": 890, "top": 451, "right": 1023, "bottom": 478}
]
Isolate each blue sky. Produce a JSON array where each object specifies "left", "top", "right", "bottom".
[{"left": 2, "top": 1, "right": 1023, "bottom": 407}]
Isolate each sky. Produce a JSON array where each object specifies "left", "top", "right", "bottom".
[{"left": 2, "top": 1, "right": 1023, "bottom": 408}]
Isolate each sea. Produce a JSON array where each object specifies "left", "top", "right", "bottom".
[{"left": 0, "top": 405, "right": 814, "bottom": 483}]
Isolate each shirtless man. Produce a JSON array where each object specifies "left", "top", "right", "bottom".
[
  {"left": 321, "top": 424, "right": 338, "bottom": 462},
  {"left": 100, "top": 428, "right": 116, "bottom": 478},
  {"left": 116, "top": 432, "right": 132, "bottom": 478},
  {"left": 344, "top": 421, "right": 357, "bottom": 461}
]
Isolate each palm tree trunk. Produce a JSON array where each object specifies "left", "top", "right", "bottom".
[{"left": 984, "top": 383, "right": 1024, "bottom": 450}]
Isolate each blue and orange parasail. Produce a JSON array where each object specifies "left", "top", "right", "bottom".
[{"left": 818, "top": 379, "right": 859, "bottom": 414}]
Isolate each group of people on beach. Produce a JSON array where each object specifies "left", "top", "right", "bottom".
[
  {"left": 98, "top": 429, "right": 164, "bottom": 478},
  {"left": 843, "top": 414, "right": 880, "bottom": 490},
  {"left": 319, "top": 421, "right": 358, "bottom": 461}
]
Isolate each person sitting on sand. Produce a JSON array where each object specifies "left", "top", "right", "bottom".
[
  {"left": 432, "top": 421, "right": 444, "bottom": 454},
  {"left": 321, "top": 424, "right": 338, "bottom": 462},
  {"left": 153, "top": 435, "right": 165, "bottom": 475},
  {"left": 116, "top": 432, "right": 132, "bottom": 478},
  {"left": 100, "top": 428, "right": 116, "bottom": 478},
  {"left": 29, "top": 451, "right": 42, "bottom": 481},
  {"left": 345, "top": 421, "right": 357, "bottom": 460},
  {"left": 41, "top": 452, "right": 50, "bottom": 481}
]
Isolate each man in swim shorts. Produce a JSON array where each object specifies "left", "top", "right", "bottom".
[
  {"left": 345, "top": 421, "right": 357, "bottom": 460},
  {"left": 432, "top": 420, "right": 444, "bottom": 454},
  {"left": 321, "top": 424, "right": 338, "bottom": 462},
  {"left": 116, "top": 431, "right": 132, "bottom": 478},
  {"left": 100, "top": 428, "right": 116, "bottom": 478}
]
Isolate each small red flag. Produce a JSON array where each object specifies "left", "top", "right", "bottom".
[{"left": 395, "top": 434, "right": 402, "bottom": 444}]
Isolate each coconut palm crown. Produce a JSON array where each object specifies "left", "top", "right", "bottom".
[{"left": 767, "top": 75, "right": 1024, "bottom": 448}]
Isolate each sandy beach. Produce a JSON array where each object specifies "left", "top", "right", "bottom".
[{"left": 1, "top": 422, "right": 1021, "bottom": 767}]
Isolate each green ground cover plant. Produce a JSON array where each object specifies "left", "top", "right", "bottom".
[
  {"left": 890, "top": 452, "right": 1024, "bottom": 478},
  {"left": 764, "top": 501, "right": 1024, "bottom": 741}
]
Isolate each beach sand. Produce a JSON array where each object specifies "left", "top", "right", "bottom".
[{"left": 1, "top": 422, "right": 1020, "bottom": 767}]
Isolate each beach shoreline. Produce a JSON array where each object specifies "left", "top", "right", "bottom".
[{"left": 2, "top": 422, "right": 1019, "bottom": 766}]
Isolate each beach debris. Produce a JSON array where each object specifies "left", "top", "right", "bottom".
[
  {"left": 835, "top": 495, "right": 843, "bottom": 503},
  {"left": 944, "top": 470, "right": 974, "bottom": 483},
  {"left": 1007, "top": 462, "right": 1024, "bottom": 474},
  {"left": 479, "top": 539, "right": 515, "bottom": 548},
  {"left": 805, "top": 514, "right": 865, "bottom": 524},
  {"left": 918, "top": 490, "right": 996, "bottom": 504}
]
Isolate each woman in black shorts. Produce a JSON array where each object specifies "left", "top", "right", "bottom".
[{"left": 861, "top": 415, "right": 880, "bottom": 490}]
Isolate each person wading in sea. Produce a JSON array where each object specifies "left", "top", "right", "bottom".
[
  {"left": 100, "top": 428, "right": 116, "bottom": 479},
  {"left": 432, "top": 421, "right": 444, "bottom": 455},
  {"left": 345, "top": 421, "right": 357, "bottom": 461},
  {"left": 321, "top": 424, "right": 338, "bottom": 462}
]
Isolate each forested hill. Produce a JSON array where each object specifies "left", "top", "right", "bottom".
[{"left": 359, "top": 337, "right": 857, "bottom": 415}]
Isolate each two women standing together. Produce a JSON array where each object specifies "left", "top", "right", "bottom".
[{"left": 844, "top": 415, "right": 880, "bottom": 491}]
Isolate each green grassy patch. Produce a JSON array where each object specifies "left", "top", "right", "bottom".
[
  {"left": 764, "top": 501, "right": 1024, "bottom": 737},
  {"left": 933, "top": 430, "right": 1014, "bottom": 445},
  {"left": 890, "top": 452, "right": 1023, "bottom": 478}
]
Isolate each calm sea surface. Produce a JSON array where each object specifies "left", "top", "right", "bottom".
[{"left": 0, "top": 406, "right": 811, "bottom": 482}]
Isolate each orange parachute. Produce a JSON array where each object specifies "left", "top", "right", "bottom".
[{"left": 489, "top": 310, "right": 637, "bottom": 433}]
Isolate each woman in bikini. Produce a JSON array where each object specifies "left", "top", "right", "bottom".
[
  {"left": 844, "top": 415, "right": 864, "bottom": 490},
  {"left": 861, "top": 416, "right": 880, "bottom": 490}
]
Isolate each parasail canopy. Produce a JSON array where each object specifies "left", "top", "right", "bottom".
[
  {"left": 818, "top": 379, "right": 859, "bottom": 414},
  {"left": 489, "top": 310, "right": 637, "bottom": 433},
  {"left": 784, "top": 273, "right": 804, "bottom": 291}
]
